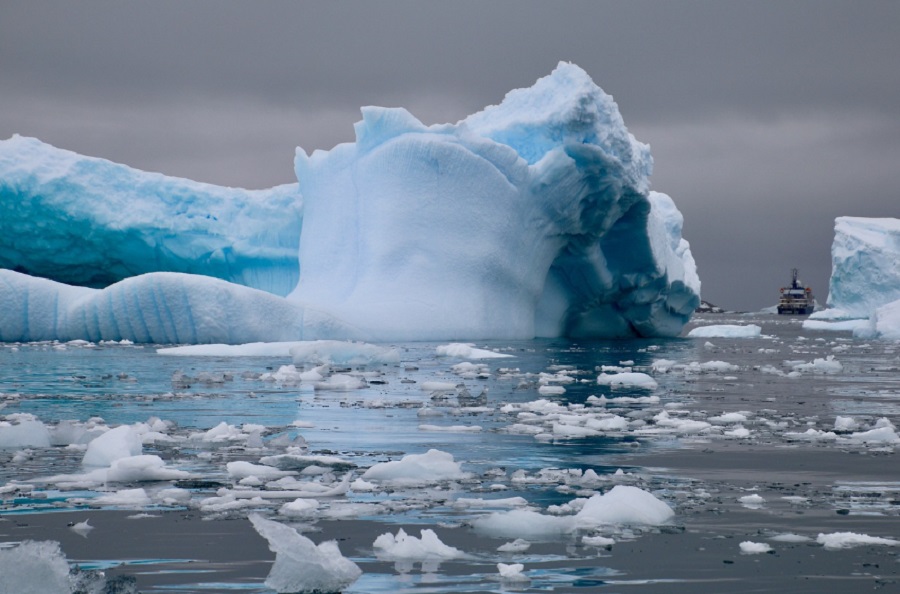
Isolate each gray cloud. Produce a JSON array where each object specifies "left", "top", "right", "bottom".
[{"left": 2, "top": 0, "right": 899, "bottom": 311}]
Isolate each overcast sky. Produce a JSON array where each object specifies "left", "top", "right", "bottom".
[{"left": 2, "top": 1, "right": 898, "bottom": 311}]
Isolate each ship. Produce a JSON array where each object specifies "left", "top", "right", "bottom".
[{"left": 777, "top": 268, "right": 815, "bottom": 315}]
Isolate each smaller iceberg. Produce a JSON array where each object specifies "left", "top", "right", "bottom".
[
  {"left": 248, "top": 514, "right": 362, "bottom": 593},
  {"left": 810, "top": 217, "right": 900, "bottom": 339}
]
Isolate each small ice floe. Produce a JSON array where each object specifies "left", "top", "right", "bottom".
[
  {"left": 249, "top": 514, "right": 361, "bottom": 593},
  {"left": 739, "top": 494, "right": 766, "bottom": 509},
  {"left": 81, "top": 425, "right": 143, "bottom": 467},
  {"left": 833, "top": 416, "right": 860, "bottom": 432},
  {"left": 789, "top": 356, "right": 843, "bottom": 374},
  {"left": 279, "top": 498, "right": 319, "bottom": 518},
  {"left": 739, "top": 541, "right": 772, "bottom": 554},
  {"left": 91, "top": 488, "right": 152, "bottom": 508},
  {"left": 538, "top": 384, "right": 566, "bottom": 395},
  {"left": 596, "top": 372, "right": 658, "bottom": 390},
  {"left": 687, "top": 324, "right": 762, "bottom": 338},
  {"left": 361, "top": 449, "right": 470, "bottom": 485},
  {"left": 582, "top": 535, "right": 615, "bottom": 548},
  {"left": 770, "top": 533, "right": 811, "bottom": 543},
  {"left": 452, "top": 496, "right": 528, "bottom": 510},
  {"left": 816, "top": 531, "right": 900, "bottom": 550},
  {"left": 69, "top": 519, "right": 94, "bottom": 537},
  {"left": 497, "top": 562, "right": 529, "bottom": 581},
  {"left": 289, "top": 340, "right": 400, "bottom": 366},
  {"left": 436, "top": 343, "right": 513, "bottom": 359},
  {"left": 847, "top": 418, "right": 900, "bottom": 444},
  {"left": 473, "top": 485, "right": 673, "bottom": 539},
  {"left": 497, "top": 538, "right": 531, "bottom": 552},
  {"left": 226, "top": 461, "right": 296, "bottom": 481},
  {"left": 418, "top": 424, "right": 483, "bottom": 433},
  {"left": 373, "top": 528, "right": 465, "bottom": 561}
]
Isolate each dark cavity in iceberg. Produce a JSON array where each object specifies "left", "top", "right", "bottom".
[{"left": 0, "top": 62, "right": 700, "bottom": 343}]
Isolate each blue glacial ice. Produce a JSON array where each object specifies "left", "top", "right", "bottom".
[
  {"left": 809, "top": 216, "right": 900, "bottom": 339},
  {"left": 0, "top": 135, "right": 302, "bottom": 296},
  {"left": 0, "top": 62, "right": 699, "bottom": 343}
]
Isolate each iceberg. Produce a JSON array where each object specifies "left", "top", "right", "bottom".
[
  {"left": 0, "top": 62, "right": 699, "bottom": 343},
  {"left": 0, "top": 135, "right": 301, "bottom": 296},
  {"left": 810, "top": 217, "right": 900, "bottom": 339}
]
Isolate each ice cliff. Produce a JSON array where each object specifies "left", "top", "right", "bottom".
[
  {"left": 0, "top": 62, "right": 700, "bottom": 343},
  {"left": 811, "top": 216, "right": 900, "bottom": 340},
  {"left": 0, "top": 135, "right": 301, "bottom": 296}
]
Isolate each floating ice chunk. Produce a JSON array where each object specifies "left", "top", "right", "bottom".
[
  {"left": 740, "top": 541, "right": 772, "bottom": 554},
  {"left": 473, "top": 509, "right": 575, "bottom": 539},
  {"left": 816, "top": 531, "right": 900, "bottom": 550},
  {"left": 710, "top": 412, "right": 748, "bottom": 424},
  {"left": 106, "top": 455, "right": 191, "bottom": 482},
  {"left": 790, "top": 356, "right": 843, "bottom": 374},
  {"left": 362, "top": 449, "right": 469, "bottom": 484},
  {"left": 373, "top": 528, "right": 465, "bottom": 560},
  {"left": 724, "top": 426, "right": 751, "bottom": 438},
  {"left": 770, "top": 533, "right": 812, "bottom": 543},
  {"left": 651, "top": 411, "right": 711, "bottom": 434},
  {"left": 848, "top": 422, "right": 900, "bottom": 444},
  {"left": 312, "top": 374, "right": 366, "bottom": 390},
  {"left": 834, "top": 416, "right": 860, "bottom": 432},
  {"left": 82, "top": 425, "right": 142, "bottom": 467},
  {"left": 453, "top": 496, "right": 528, "bottom": 509},
  {"left": 687, "top": 324, "right": 761, "bottom": 338},
  {"left": 575, "top": 485, "right": 674, "bottom": 526},
  {"left": 739, "top": 494, "right": 766, "bottom": 508},
  {"left": 866, "top": 298, "right": 900, "bottom": 340},
  {"left": 226, "top": 461, "right": 295, "bottom": 481},
  {"left": 260, "top": 364, "right": 326, "bottom": 383},
  {"left": 596, "top": 372, "right": 658, "bottom": 390},
  {"left": 289, "top": 340, "right": 400, "bottom": 365},
  {"left": 92, "top": 487, "right": 152, "bottom": 507},
  {"left": 538, "top": 384, "right": 566, "bottom": 395},
  {"left": 193, "top": 421, "right": 245, "bottom": 443},
  {"left": 497, "top": 538, "right": 531, "bottom": 552},
  {"left": 418, "top": 424, "right": 483, "bottom": 433},
  {"left": 583, "top": 535, "right": 616, "bottom": 547},
  {"left": 0, "top": 419, "right": 51, "bottom": 448},
  {"left": 69, "top": 519, "right": 94, "bottom": 538},
  {"left": 259, "top": 453, "right": 356, "bottom": 471},
  {"left": 279, "top": 498, "right": 319, "bottom": 518},
  {"left": 497, "top": 562, "right": 528, "bottom": 581},
  {"left": 436, "top": 343, "right": 514, "bottom": 359},
  {"left": 0, "top": 540, "right": 72, "bottom": 593},
  {"left": 249, "top": 514, "right": 361, "bottom": 593}
]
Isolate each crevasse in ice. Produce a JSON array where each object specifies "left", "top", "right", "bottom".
[{"left": 0, "top": 62, "right": 699, "bottom": 343}]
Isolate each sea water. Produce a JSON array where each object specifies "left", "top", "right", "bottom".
[{"left": 1, "top": 313, "right": 899, "bottom": 593}]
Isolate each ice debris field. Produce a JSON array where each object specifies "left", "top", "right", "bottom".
[
  {"left": 0, "top": 63, "right": 700, "bottom": 343},
  {"left": 2, "top": 313, "right": 900, "bottom": 592}
]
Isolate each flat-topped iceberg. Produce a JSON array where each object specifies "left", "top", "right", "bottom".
[{"left": 0, "top": 62, "right": 699, "bottom": 343}]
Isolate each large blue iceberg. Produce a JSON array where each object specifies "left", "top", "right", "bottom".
[
  {"left": 0, "top": 62, "right": 700, "bottom": 343},
  {"left": 0, "top": 135, "right": 301, "bottom": 296}
]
